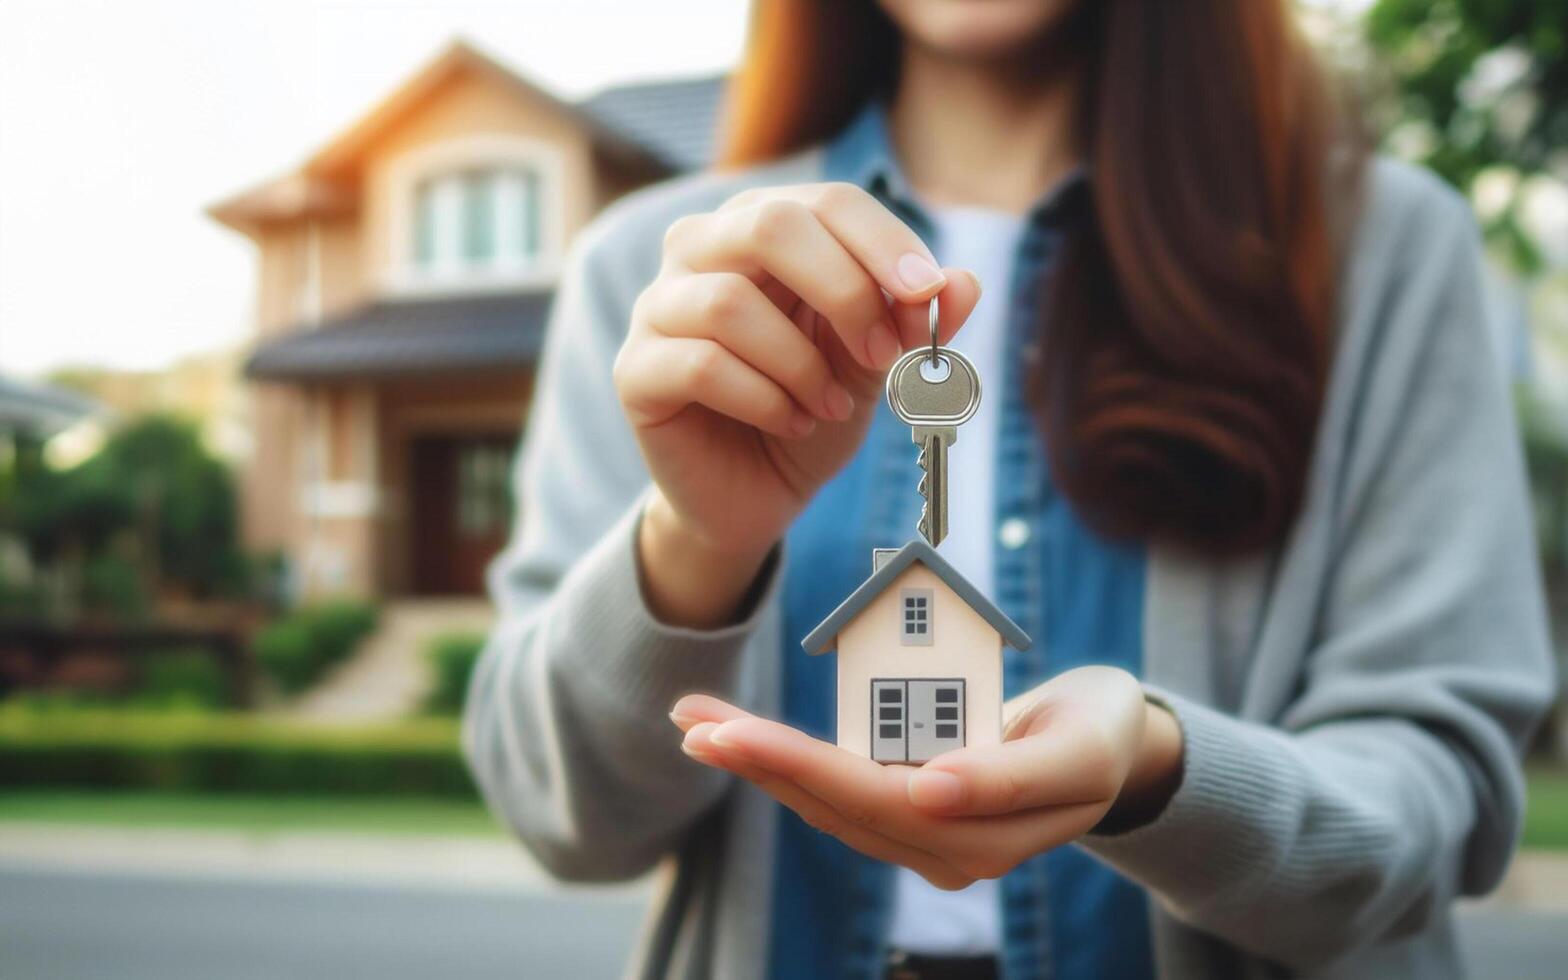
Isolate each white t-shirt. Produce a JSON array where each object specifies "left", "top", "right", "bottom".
[{"left": 886, "top": 204, "right": 1027, "bottom": 955}]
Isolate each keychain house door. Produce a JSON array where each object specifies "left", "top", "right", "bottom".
[{"left": 871, "top": 679, "right": 965, "bottom": 764}]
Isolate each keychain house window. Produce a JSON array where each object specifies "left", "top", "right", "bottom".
[{"left": 901, "top": 589, "right": 933, "bottom": 646}]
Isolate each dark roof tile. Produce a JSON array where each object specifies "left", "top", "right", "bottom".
[
  {"left": 580, "top": 75, "right": 726, "bottom": 172},
  {"left": 246, "top": 291, "right": 552, "bottom": 381}
]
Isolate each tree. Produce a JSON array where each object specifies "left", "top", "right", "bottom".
[
  {"left": 1365, "top": 0, "right": 1568, "bottom": 271},
  {"left": 6, "top": 415, "right": 248, "bottom": 610}
]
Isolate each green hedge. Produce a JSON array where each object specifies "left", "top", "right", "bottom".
[
  {"left": 0, "top": 706, "right": 474, "bottom": 798},
  {"left": 424, "top": 632, "right": 485, "bottom": 715},
  {"left": 255, "top": 598, "right": 379, "bottom": 695},
  {"left": 136, "top": 648, "right": 230, "bottom": 710}
]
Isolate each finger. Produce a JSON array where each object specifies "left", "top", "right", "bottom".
[
  {"left": 639, "top": 273, "right": 855, "bottom": 422},
  {"left": 670, "top": 201, "right": 901, "bottom": 373},
  {"left": 889, "top": 270, "right": 984, "bottom": 352},
  {"left": 703, "top": 716, "right": 1099, "bottom": 878},
  {"left": 616, "top": 336, "right": 815, "bottom": 438},
  {"left": 908, "top": 733, "right": 1120, "bottom": 817},
  {"left": 669, "top": 693, "right": 754, "bottom": 733},
  {"left": 722, "top": 183, "right": 949, "bottom": 304},
  {"left": 681, "top": 724, "right": 975, "bottom": 890}
]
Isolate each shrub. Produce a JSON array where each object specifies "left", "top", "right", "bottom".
[
  {"left": 254, "top": 618, "right": 320, "bottom": 695},
  {"left": 253, "top": 599, "right": 379, "bottom": 696},
  {"left": 81, "top": 553, "right": 148, "bottom": 618},
  {"left": 0, "top": 705, "right": 474, "bottom": 798},
  {"left": 135, "top": 647, "right": 229, "bottom": 710},
  {"left": 424, "top": 632, "right": 485, "bottom": 715},
  {"left": 306, "top": 599, "right": 379, "bottom": 665}
]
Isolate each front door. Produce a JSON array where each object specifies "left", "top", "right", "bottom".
[
  {"left": 870, "top": 678, "right": 965, "bottom": 764},
  {"left": 409, "top": 434, "right": 516, "bottom": 594}
]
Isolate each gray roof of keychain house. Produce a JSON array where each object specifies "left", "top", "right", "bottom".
[{"left": 801, "top": 539, "right": 1031, "bottom": 655}]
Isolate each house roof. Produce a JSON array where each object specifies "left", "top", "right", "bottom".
[
  {"left": 245, "top": 290, "right": 552, "bottom": 381},
  {"left": 209, "top": 40, "right": 727, "bottom": 231},
  {"left": 580, "top": 75, "right": 725, "bottom": 173},
  {"left": 801, "top": 540, "right": 1031, "bottom": 655},
  {"left": 0, "top": 372, "right": 103, "bottom": 437}
]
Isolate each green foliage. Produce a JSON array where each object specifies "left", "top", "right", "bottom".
[
  {"left": 80, "top": 553, "right": 149, "bottom": 618},
  {"left": 424, "top": 632, "right": 485, "bottom": 715},
  {"left": 254, "top": 599, "right": 379, "bottom": 696},
  {"left": 135, "top": 648, "right": 229, "bottom": 710},
  {"left": 2, "top": 413, "right": 249, "bottom": 607},
  {"left": 1366, "top": 0, "right": 1568, "bottom": 271},
  {"left": 306, "top": 599, "right": 379, "bottom": 659},
  {"left": 1518, "top": 385, "right": 1568, "bottom": 571},
  {"left": 254, "top": 620, "right": 320, "bottom": 695},
  {"left": 0, "top": 705, "right": 473, "bottom": 798},
  {"left": 86, "top": 415, "right": 247, "bottom": 596}
]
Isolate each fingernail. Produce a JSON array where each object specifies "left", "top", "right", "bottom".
[
  {"left": 669, "top": 711, "right": 696, "bottom": 728},
  {"left": 896, "top": 252, "right": 946, "bottom": 295},
  {"left": 823, "top": 383, "right": 855, "bottom": 421},
  {"left": 908, "top": 769, "right": 963, "bottom": 809},
  {"left": 790, "top": 411, "right": 817, "bottom": 437},
  {"left": 683, "top": 721, "right": 718, "bottom": 751},
  {"left": 707, "top": 722, "right": 752, "bottom": 761},
  {"left": 680, "top": 742, "right": 725, "bottom": 767},
  {"left": 963, "top": 269, "right": 982, "bottom": 293},
  {"left": 866, "top": 322, "right": 900, "bottom": 371}
]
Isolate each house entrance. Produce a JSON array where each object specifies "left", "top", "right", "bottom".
[
  {"left": 870, "top": 678, "right": 965, "bottom": 764},
  {"left": 409, "top": 433, "right": 516, "bottom": 594}
]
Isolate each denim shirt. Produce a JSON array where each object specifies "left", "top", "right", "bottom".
[{"left": 770, "top": 107, "right": 1154, "bottom": 980}]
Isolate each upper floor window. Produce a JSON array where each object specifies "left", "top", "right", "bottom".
[
  {"left": 412, "top": 166, "right": 544, "bottom": 274},
  {"left": 901, "top": 589, "right": 933, "bottom": 646},
  {"left": 388, "top": 134, "right": 563, "bottom": 294}
]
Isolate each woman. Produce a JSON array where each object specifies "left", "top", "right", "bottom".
[{"left": 464, "top": 1, "right": 1553, "bottom": 977}]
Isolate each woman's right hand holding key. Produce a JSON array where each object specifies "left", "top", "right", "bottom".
[{"left": 614, "top": 182, "right": 980, "bottom": 628}]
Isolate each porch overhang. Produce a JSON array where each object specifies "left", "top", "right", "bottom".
[{"left": 246, "top": 290, "right": 552, "bottom": 382}]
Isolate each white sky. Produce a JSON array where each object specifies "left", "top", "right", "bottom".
[{"left": 0, "top": 0, "right": 751, "bottom": 377}]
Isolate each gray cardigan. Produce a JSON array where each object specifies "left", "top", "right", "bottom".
[{"left": 463, "top": 152, "right": 1554, "bottom": 979}]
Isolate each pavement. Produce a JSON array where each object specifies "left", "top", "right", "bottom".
[{"left": 1, "top": 824, "right": 1565, "bottom": 978}]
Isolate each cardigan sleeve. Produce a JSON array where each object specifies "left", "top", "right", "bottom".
[
  {"left": 461, "top": 195, "right": 779, "bottom": 883},
  {"left": 1079, "top": 170, "right": 1555, "bottom": 972}
]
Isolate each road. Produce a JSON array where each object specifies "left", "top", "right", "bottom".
[
  {"left": 0, "top": 868, "right": 644, "bottom": 980},
  {"left": 1, "top": 867, "right": 1564, "bottom": 979}
]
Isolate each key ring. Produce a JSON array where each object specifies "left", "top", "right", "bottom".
[{"left": 928, "top": 295, "right": 940, "bottom": 367}]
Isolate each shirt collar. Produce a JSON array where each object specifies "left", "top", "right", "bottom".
[{"left": 823, "top": 102, "right": 1090, "bottom": 230}]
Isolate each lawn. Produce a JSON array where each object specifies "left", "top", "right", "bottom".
[
  {"left": 0, "top": 790, "right": 502, "bottom": 837},
  {"left": 1523, "top": 766, "right": 1568, "bottom": 851},
  {"left": 2, "top": 768, "right": 1567, "bottom": 848}
]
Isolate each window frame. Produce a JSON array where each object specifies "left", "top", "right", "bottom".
[
  {"left": 900, "top": 588, "right": 934, "bottom": 646},
  {"left": 385, "top": 134, "right": 566, "bottom": 296}
]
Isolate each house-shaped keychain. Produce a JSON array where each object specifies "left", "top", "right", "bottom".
[{"left": 802, "top": 539, "right": 1031, "bottom": 765}]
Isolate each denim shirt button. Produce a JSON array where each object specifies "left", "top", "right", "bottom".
[{"left": 998, "top": 517, "right": 1031, "bottom": 550}]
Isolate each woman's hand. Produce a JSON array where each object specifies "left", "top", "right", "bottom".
[
  {"left": 668, "top": 667, "right": 1184, "bottom": 890},
  {"left": 615, "top": 183, "right": 981, "bottom": 627}
]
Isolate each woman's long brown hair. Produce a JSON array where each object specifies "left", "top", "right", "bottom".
[{"left": 720, "top": 0, "right": 1359, "bottom": 555}]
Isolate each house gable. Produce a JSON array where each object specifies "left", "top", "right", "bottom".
[{"left": 801, "top": 539, "right": 1030, "bottom": 655}]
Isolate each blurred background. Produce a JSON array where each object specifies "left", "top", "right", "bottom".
[{"left": 0, "top": 1, "right": 1565, "bottom": 977}]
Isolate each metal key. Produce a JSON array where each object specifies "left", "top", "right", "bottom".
[{"left": 885, "top": 297, "right": 982, "bottom": 547}]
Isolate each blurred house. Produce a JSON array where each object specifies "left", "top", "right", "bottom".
[
  {"left": 209, "top": 40, "right": 722, "bottom": 598},
  {"left": 46, "top": 350, "right": 250, "bottom": 465},
  {"left": 0, "top": 372, "right": 101, "bottom": 444}
]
